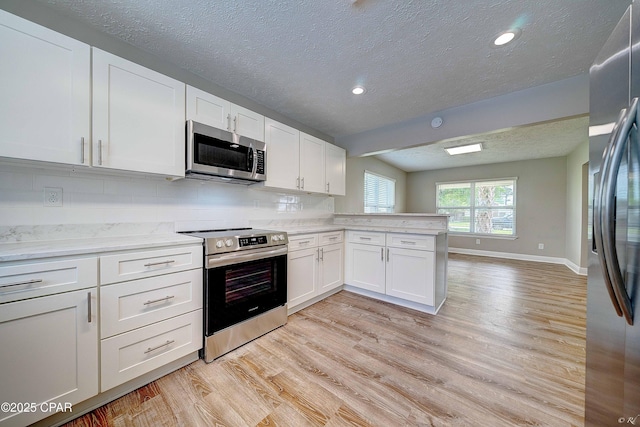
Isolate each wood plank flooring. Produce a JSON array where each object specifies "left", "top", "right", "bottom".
[{"left": 64, "top": 253, "right": 587, "bottom": 427}]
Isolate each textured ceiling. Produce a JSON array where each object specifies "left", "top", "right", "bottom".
[
  {"left": 35, "top": 0, "right": 629, "bottom": 170},
  {"left": 377, "top": 115, "right": 589, "bottom": 172}
]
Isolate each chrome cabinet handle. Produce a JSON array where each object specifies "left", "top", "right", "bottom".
[
  {"left": 327, "top": 182, "right": 330, "bottom": 193},
  {"left": 320, "top": 247, "right": 324, "bottom": 261},
  {"left": 87, "top": 291, "right": 92, "bottom": 323},
  {"left": 81, "top": 137, "right": 85, "bottom": 164},
  {"left": 0, "top": 278, "right": 43, "bottom": 289},
  {"left": 386, "top": 248, "right": 390, "bottom": 262},
  {"left": 143, "top": 295, "right": 175, "bottom": 305},
  {"left": 301, "top": 177, "right": 305, "bottom": 189},
  {"left": 380, "top": 247, "right": 384, "bottom": 261},
  {"left": 233, "top": 116, "right": 237, "bottom": 133},
  {"left": 596, "top": 97, "right": 637, "bottom": 325},
  {"left": 296, "top": 177, "right": 300, "bottom": 189},
  {"left": 143, "top": 260, "right": 175, "bottom": 267},
  {"left": 98, "top": 140, "right": 103, "bottom": 165},
  {"left": 227, "top": 114, "right": 232, "bottom": 131},
  {"left": 144, "top": 340, "right": 175, "bottom": 354}
]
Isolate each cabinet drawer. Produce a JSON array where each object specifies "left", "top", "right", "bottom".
[
  {"left": 386, "top": 233, "right": 435, "bottom": 251},
  {"left": 0, "top": 256, "right": 97, "bottom": 304},
  {"left": 100, "top": 309, "right": 202, "bottom": 392},
  {"left": 288, "top": 234, "right": 318, "bottom": 251},
  {"left": 100, "top": 245, "right": 203, "bottom": 285},
  {"left": 319, "top": 231, "right": 343, "bottom": 246},
  {"left": 100, "top": 269, "right": 203, "bottom": 338},
  {"left": 346, "top": 230, "right": 385, "bottom": 245}
]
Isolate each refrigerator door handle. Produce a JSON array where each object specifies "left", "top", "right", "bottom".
[
  {"left": 599, "top": 97, "right": 637, "bottom": 325},
  {"left": 593, "top": 170, "right": 623, "bottom": 316}
]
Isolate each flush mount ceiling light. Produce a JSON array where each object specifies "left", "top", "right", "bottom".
[
  {"left": 352, "top": 86, "right": 366, "bottom": 95},
  {"left": 493, "top": 28, "right": 521, "bottom": 46},
  {"left": 445, "top": 143, "right": 483, "bottom": 156}
]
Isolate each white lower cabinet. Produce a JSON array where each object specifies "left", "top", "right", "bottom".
[
  {"left": 287, "top": 231, "right": 344, "bottom": 312},
  {"left": 99, "top": 244, "right": 203, "bottom": 392},
  {"left": 345, "top": 231, "right": 446, "bottom": 310},
  {"left": 0, "top": 288, "right": 98, "bottom": 427},
  {"left": 100, "top": 309, "right": 202, "bottom": 392}
]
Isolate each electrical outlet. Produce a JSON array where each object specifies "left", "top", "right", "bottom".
[
  {"left": 476, "top": 239, "right": 480, "bottom": 245},
  {"left": 538, "top": 243, "right": 544, "bottom": 250},
  {"left": 44, "top": 187, "right": 63, "bottom": 207}
]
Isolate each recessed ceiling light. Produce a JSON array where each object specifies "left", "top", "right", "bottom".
[
  {"left": 493, "top": 29, "right": 521, "bottom": 46},
  {"left": 352, "top": 86, "right": 366, "bottom": 95},
  {"left": 445, "top": 143, "right": 483, "bottom": 156}
]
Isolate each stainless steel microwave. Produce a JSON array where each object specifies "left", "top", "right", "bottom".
[{"left": 186, "top": 120, "right": 266, "bottom": 184}]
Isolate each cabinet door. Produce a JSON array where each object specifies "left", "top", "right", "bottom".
[
  {"left": 0, "top": 288, "right": 98, "bottom": 427},
  {"left": 386, "top": 247, "right": 434, "bottom": 306},
  {"left": 263, "top": 118, "right": 300, "bottom": 190},
  {"left": 318, "top": 242, "right": 344, "bottom": 294},
  {"left": 287, "top": 247, "right": 318, "bottom": 310},
  {"left": 325, "top": 143, "right": 346, "bottom": 196},
  {"left": 230, "top": 104, "right": 265, "bottom": 141},
  {"left": 299, "top": 133, "right": 326, "bottom": 193},
  {"left": 0, "top": 10, "right": 90, "bottom": 166},
  {"left": 186, "top": 85, "right": 231, "bottom": 131},
  {"left": 344, "top": 243, "right": 385, "bottom": 293},
  {"left": 92, "top": 48, "right": 185, "bottom": 177}
]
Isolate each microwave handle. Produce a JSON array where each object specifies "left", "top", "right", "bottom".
[{"left": 249, "top": 144, "right": 258, "bottom": 176}]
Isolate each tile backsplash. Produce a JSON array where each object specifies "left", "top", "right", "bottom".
[{"left": 0, "top": 162, "right": 334, "bottom": 234}]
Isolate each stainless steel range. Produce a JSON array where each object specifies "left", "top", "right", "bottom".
[{"left": 181, "top": 228, "right": 288, "bottom": 362}]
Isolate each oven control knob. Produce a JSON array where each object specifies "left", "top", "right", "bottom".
[
  {"left": 271, "top": 235, "right": 278, "bottom": 242},
  {"left": 225, "top": 239, "right": 233, "bottom": 247},
  {"left": 215, "top": 240, "right": 224, "bottom": 248}
]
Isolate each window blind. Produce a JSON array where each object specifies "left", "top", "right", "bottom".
[{"left": 364, "top": 171, "right": 395, "bottom": 213}]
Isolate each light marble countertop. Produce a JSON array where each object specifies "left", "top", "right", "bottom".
[
  {"left": 263, "top": 224, "right": 446, "bottom": 236},
  {"left": 0, "top": 233, "right": 203, "bottom": 262}
]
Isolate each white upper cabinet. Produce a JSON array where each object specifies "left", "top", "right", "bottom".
[
  {"left": 325, "top": 143, "right": 346, "bottom": 196},
  {"left": 92, "top": 48, "right": 185, "bottom": 178},
  {"left": 186, "top": 85, "right": 264, "bottom": 141},
  {"left": 0, "top": 10, "right": 90, "bottom": 166},
  {"left": 299, "top": 132, "right": 326, "bottom": 193},
  {"left": 263, "top": 118, "right": 300, "bottom": 190}
]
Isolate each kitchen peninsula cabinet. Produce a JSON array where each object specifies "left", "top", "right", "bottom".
[
  {"left": 186, "top": 85, "right": 265, "bottom": 141},
  {"left": 345, "top": 230, "right": 447, "bottom": 313},
  {"left": 287, "top": 231, "right": 344, "bottom": 313},
  {"left": 0, "top": 257, "right": 98, "bottom": 427},
  {"left": 92, "top": 48, "right": 185, "bottom": 178},
  {"left": 0, "top": 10, "right": 90, "bottom": 166}
]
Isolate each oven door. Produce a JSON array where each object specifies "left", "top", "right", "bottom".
[{"left": 204, "top": 246, "right": 287, "bottom": 335}]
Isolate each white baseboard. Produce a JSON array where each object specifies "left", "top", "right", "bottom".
[{"left": 449, "top": 247, "right": 587, "bottom": 276}]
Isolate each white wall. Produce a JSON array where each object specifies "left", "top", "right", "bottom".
[
  {"left": 334, "top": 156, "right": 407, "bottom": 213},
  {"left": 406, "top": 157, "right": 568, "bottom": 258},
  {"left": 0, "top": 162, "right": 334, "bottom": 233},
  {"left": 565, "top": 141, "right": 589, "bottom": 270}
]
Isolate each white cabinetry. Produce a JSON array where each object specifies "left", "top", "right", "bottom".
[
  {"left": 0, "top": 10, "right": 90, "bottom": 166},
  {"left": 262, "top": 118, "right": 346, "bottom": 195},
  {"left": 186, "top": 85, "right": 264, "bottom": 141},
  {"left": 287, "top": 231, "right": 343, "bottom": 313},
  {"left": 0, "top": 257, "right": 98, "bottom": 427},
  {"left": 325, "top": 143, "right": 347, "bottom": 196},
  {"left": 92, "top": 48, "right": 185, "bottom": 178},
  {"left": 99, "top": 244, "right": 203, "bottom": 392},
  {"left": 345, "top": 231, "right": 447, "bottom": 312}
]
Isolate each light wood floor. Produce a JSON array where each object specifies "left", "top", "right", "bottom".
[{"left": 64, "top": 253, "right": 587, "bottom": 427}]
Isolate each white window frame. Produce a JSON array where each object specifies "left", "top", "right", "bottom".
[
  {"left": 364, "top": 170, "right": 396, "bottom": 213},
  {"left": 436, "top": 177, "right": 517, "bottom": 237}
]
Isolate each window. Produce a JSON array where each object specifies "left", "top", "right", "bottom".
[
  {"left": 436, "top": 178, "right": 516, "bottom": 236},
  {"left": 364, "top": 171, "right": 395, "bottom": 213}
]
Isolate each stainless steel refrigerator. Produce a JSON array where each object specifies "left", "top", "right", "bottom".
[{"left": 587, "top": 1, "right": 640, "bottom": 425}]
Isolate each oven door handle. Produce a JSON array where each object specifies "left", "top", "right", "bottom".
[{"left": 206, "top": 246, "right": 288, "bottom": 269}]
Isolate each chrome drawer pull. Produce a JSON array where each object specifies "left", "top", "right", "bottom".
[
  {"left": 143, "top": 260, "right": 176, "bottom": 267},
  {"left": 359, "top": 237, "right": 372, "bottom": 240},
  {"left": 0, "top": 279, "right": 43, "bottom": 289},
  {"left": 298, "top": 240, "right": 311, "bottom": 245},
  {"left": 144, "top": 340, "right": 175, "bottom": 354},
  {"left": 143, "top": 295, "right": 175, "bottom": 305},
  {"left": 400, "top": 240, "right": 416, "bottom": 245},
  {"left": 328, "top": 236, "right": 338, "bottom": 241}
]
